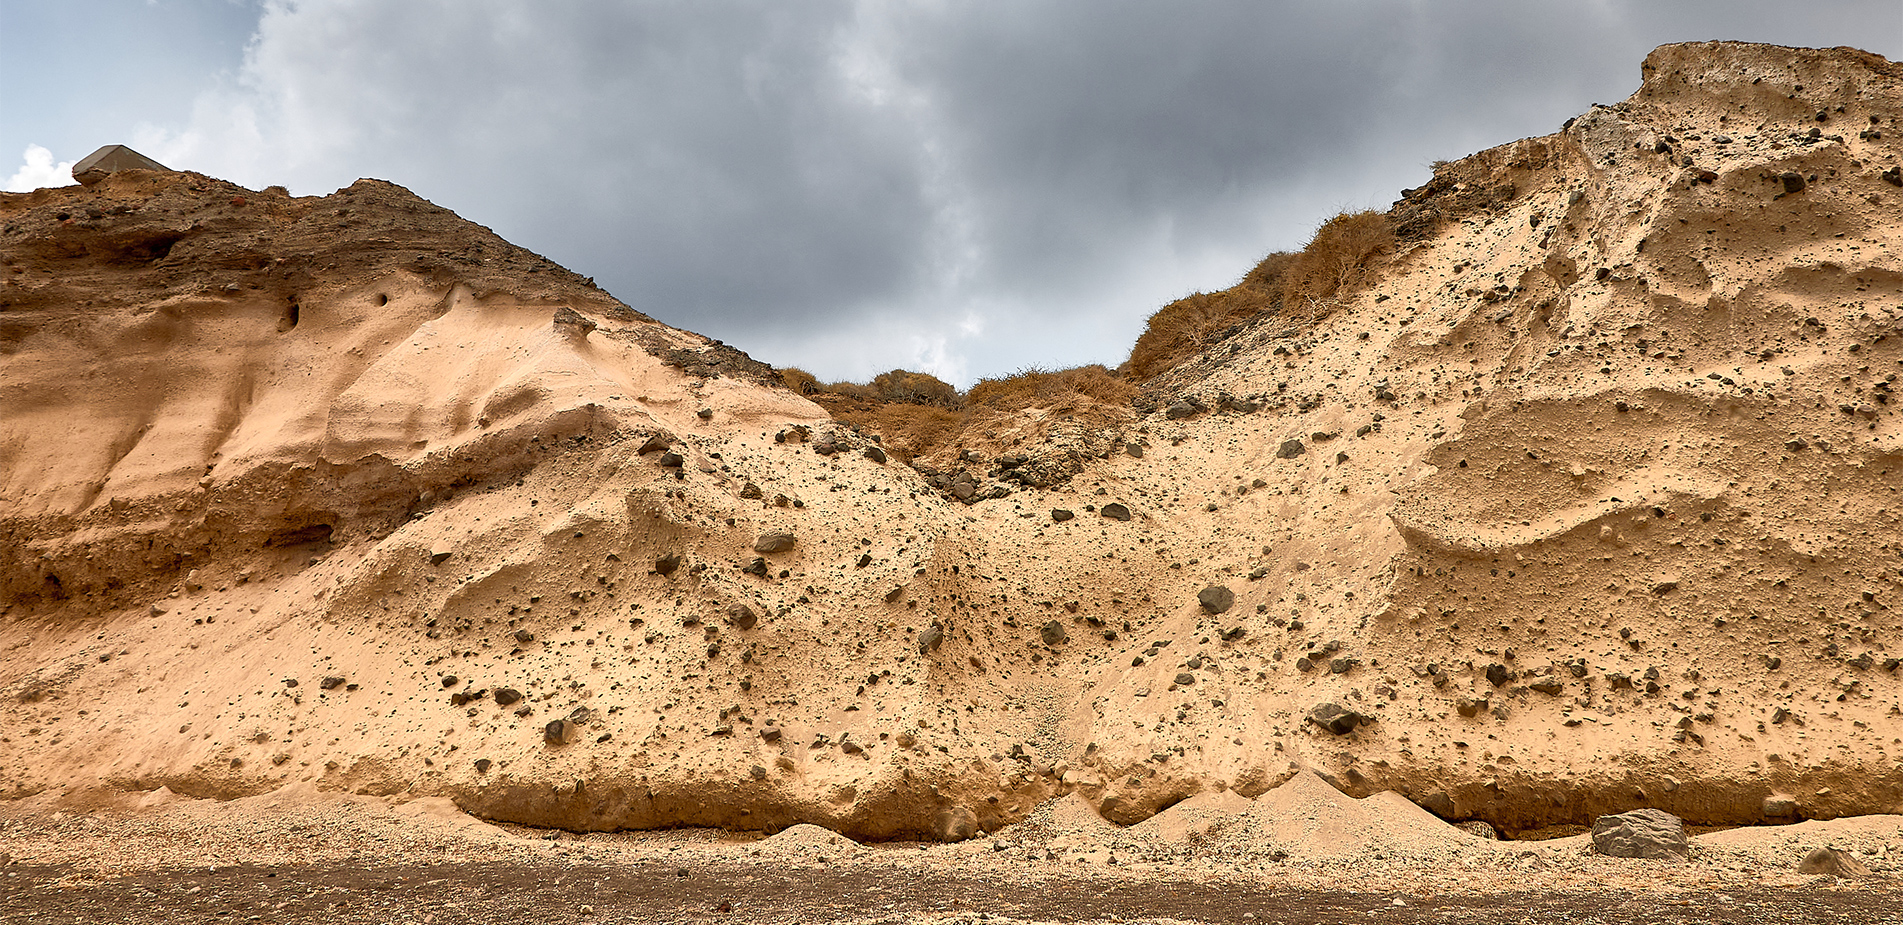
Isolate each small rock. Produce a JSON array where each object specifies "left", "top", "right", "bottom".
[
  {"left": 513, "top": 629, "right": 535, "bottom": 644},
  {"left": 544, "top": 719, "right": 579, "bottom": 746},
  {"left": 935, "top": 805, "right": 979, "bottom": 842},
  {"left": 1051, "top": 508, "right": 1074, "bottom": 522},
  {"left": 1197, "top": 585, "right": 1235, "bottom": 614},
  {"left": 1308, "top": 702, "right": 1372, "bottom": 735},
  {"left": 1485, "top": 664, "right": 1514, "bottom": 687},
  {"left": 1455, "top": 698, "right": 1486, "bottom": 718},
  {"left": 1275, "top": 439, "right": 1306, "bottom": 459},
  {"left": 1529, "top": 678, "right": 1563, "bottom": 695},
  {"left": 1125, "top": 443, "right": 1144, "bottom": 458},
  {"left": 474, "top": 759, "right": 492, "bottom": 773},
  {"left": 639, "top": 434, "right": 671, "bottom": 454},
  {"left": 1590, "top": 808, "right": 1688, "bottom": 859},
  {"left": 1174, "top": 672, "right": 1197, "bottom": 687},
  {"left": 1039, "top": 620, "right": 1068, "bottom": 646},
  {"left": 1164, "top": 401, "right": 1199, "bottom": 420},
  {"left": 916, "top": 625, "right": 944, "bottom": 654},
  {"left": 319, "top": 676, "right": 346, "bottom": 690},
  {"left": 759, "top": 726, "right": 782, "bottom": 743},
  {"left": 494, "top": 687, "right": 523, "bottom": 706},
  {"left": 864, "top": 446, "right": 887, "bottom": 464},
  {"left": 429, "top": 550, "right": 452, "bottom": 566},
  {"left": 655, "top": 554, "right": 682, "bottom": 576},
  {"left": 1796, "top": 847, "right": 1871, "bottom": 878},
  {"left": 1100, "top": 503, "right": 1132, "bottom": 521},
  {"left": 1762, "top": 796, "right": 1798, "bottom": 818},
  {"left": 753, "top": 532, "right": 797, "bottom": 554},
  {"left": 1779, "top": 171, "right": 1806, "bottom": 194},
  {"left": 658, "top": 451, "right": 684, "bottom": 468}
]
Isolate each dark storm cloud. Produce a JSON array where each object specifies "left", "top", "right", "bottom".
[{"left": 32, "top": 0, "right": 1899, "bottom": 382}]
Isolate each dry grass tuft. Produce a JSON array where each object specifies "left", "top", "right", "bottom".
[
  {"left": 1120, "top": 209, "right": 1392, "bottom": 382},
  {"left": 967, "top": 365, "right": 1134, "bottom": 413},
  {"left": 1120, "top": 253, "right": 1290, "bottom": 381},
  {"left": 839, "top": 403, "right": 967, "bottom": 461},
  {"left": 1275, "top": 209, "right": 1393, "bottom": 322},
  {"left": 866, "top": 369, "right": 959, "bottom": 408},
  {"left": 778, "top": 366, "right": 822, "bottom": 396},
  {"left": 779, "top": 364, "right": 1135, "bottom": 464}
]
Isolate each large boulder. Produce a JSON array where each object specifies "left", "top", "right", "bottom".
[{"left": 1590, "top": 808, "right": 1688, "bottom": 859}]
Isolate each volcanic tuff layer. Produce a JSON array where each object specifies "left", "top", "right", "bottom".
[{"left": 3, "top": 42, "right": 1902, "bottom": 840}]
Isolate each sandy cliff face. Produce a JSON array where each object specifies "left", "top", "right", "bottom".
[{"left": 2, "top": 42, "right": 1900, "bottom": 840}]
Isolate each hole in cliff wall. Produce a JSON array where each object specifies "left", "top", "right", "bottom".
[
  {"left": 264, "top": 523, "right": 332, "bottom": 548},
  {"left": 102, "top": 231, "right": 189, "bottom": 266},
  {"left": 375, "top": 293, "right": 389, "bottom": 306},
  {"left": 280, "top": 298, "right": 300, "bottom": 333}
]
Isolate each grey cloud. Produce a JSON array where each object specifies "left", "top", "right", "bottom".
[{"left": 112, "top": 1, "right": 1903, "bottom": 383}]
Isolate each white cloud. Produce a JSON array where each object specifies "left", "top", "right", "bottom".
[{"left": 4, "top": 145, "right": 76, "bottom": 192}]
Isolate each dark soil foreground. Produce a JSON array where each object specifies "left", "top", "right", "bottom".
[{"left": 2, "top": 860, "right": 1898, "bottom": 925}]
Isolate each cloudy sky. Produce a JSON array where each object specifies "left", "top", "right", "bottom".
[{"left": 5, "top": 1, "right": 1900, "bottom": 385}]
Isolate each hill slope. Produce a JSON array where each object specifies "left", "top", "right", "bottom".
[{"left": 2, "top": 41, "right": 1900, "bottom": 839}]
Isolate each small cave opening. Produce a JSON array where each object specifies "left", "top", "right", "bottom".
[
  {"left": 264, "top": 522, "right": 333, "bottom": 548},
  {"left": 280, "top": 297, "right": 300, "bottom": 333},
  {"left": 375, "top": 293, "right": 389, "bottom": 306}
]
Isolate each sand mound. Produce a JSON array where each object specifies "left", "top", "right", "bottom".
[
  {"left": 1200, "top": 771, "right": 1482, "bottom": 862},
  {"left": 1125, "top": 787, "right": 1256, "bottom": 844},
  {"left": 752, "top": 822, "right": 865, "bottom": 857}
]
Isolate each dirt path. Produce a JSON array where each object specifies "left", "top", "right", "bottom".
[{"left": 4, "top": 859, "right": 1897, "bottom": 925}]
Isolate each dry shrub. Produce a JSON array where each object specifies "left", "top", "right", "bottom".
[
  {"left": 967, "top": 364, "right": 1134, "bottom": 413},
  {"left": 1276, "top": 210, "right": 1393, "bottom": 321},
  {"left": 822, "top": 380, "right": 875, "bottom": 401},
  {"left": 867, "top": 369, "right": 959, "bottom": 408},
  {"left": 836, "top": 403, "right": 966, "bottom": 461},
  {"left": 778, "top": 366, "right": 822, "bottom": 395},
  {"left": 815, "top": 365, "right": 1136, "bottom": 464},
  {"left": 1121, "top": 252, "right": 1290, "bottom": 381}
]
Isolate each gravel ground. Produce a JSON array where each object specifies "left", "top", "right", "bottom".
[{"left": 1, "top": 791, "right": 1897, "bottom": 924}]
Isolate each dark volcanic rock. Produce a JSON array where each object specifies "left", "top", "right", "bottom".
[
  {"left": 1197, "top": 585, "right": 1235, "bottom": 614},
  {"left": 1307, "top": 702, "right": 1373, "bottom": 735}
]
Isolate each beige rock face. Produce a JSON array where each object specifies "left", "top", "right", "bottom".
[{"left": 2, "top": 41, "right": 1902, "bottom": 841}]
